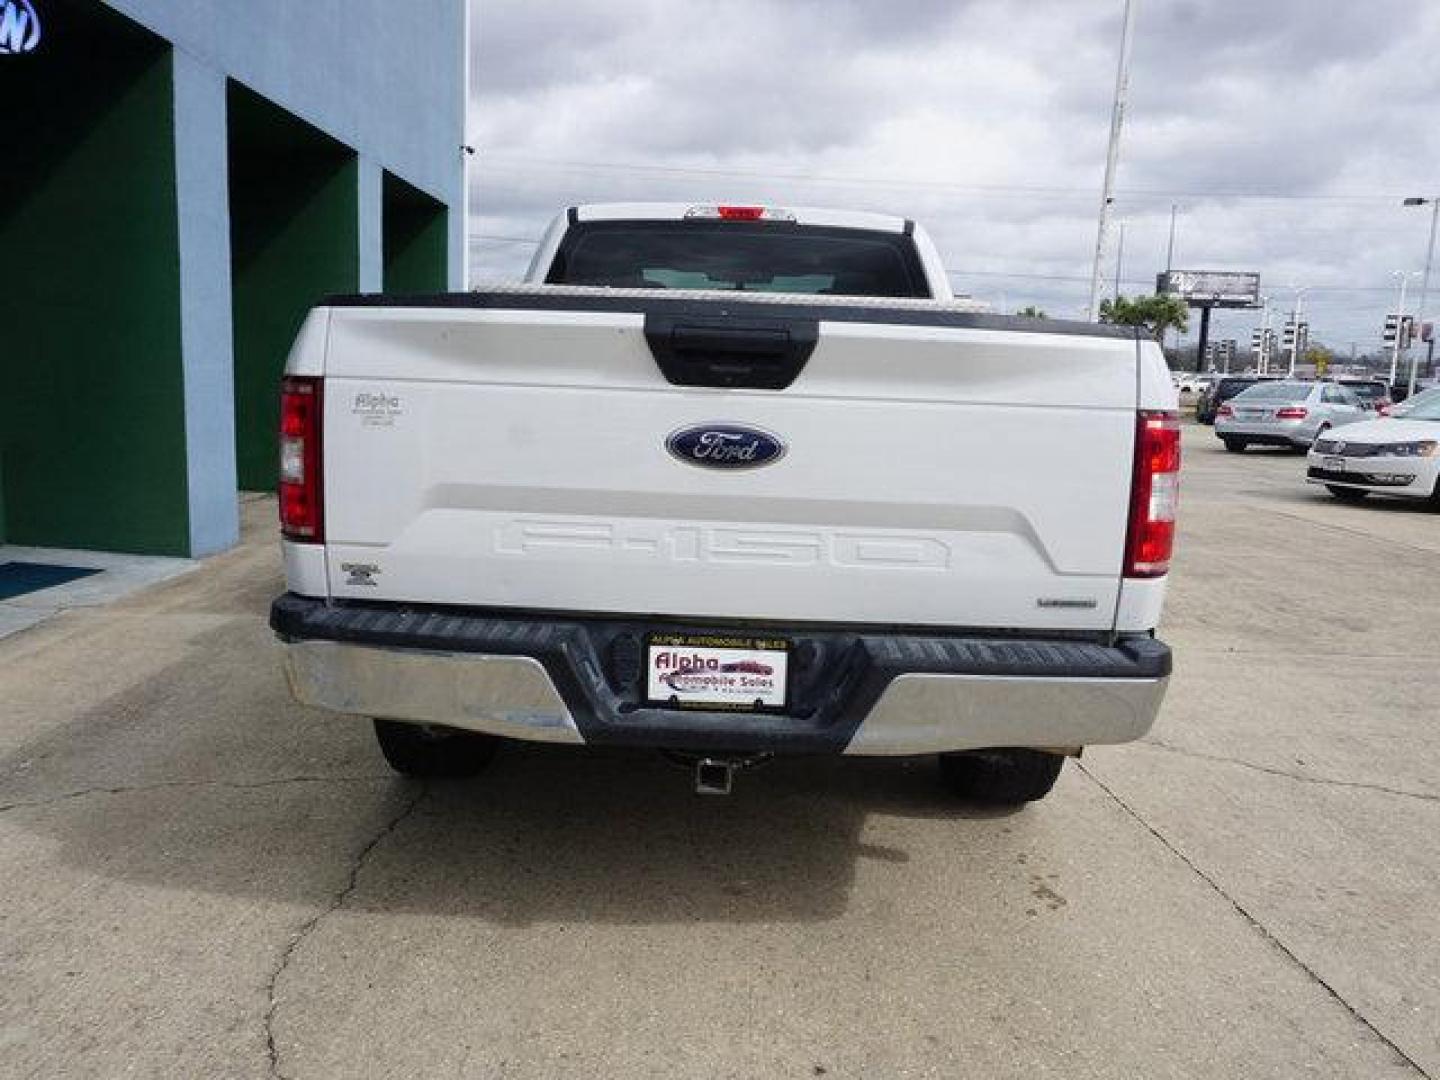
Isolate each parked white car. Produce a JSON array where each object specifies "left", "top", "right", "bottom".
[
  {"left": 1391, "top": 385, "right": 1440, "bottom": 418},
  {"left": 1307, "top": 393, "right": 1440, "bottom": 504}
]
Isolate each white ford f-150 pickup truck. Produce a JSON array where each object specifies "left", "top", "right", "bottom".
[{"left": 271, "top": 203, "right": 1178, "bottom": 803}]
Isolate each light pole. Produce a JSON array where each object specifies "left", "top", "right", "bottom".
[
  {"left": 1402, "top": 196, "right": 1438, "bottom": 391},
  {"left": 1086, "top": 0, "right": 1140, "bottom": 321},
  {"left": 1164, "top": 203, "right": 1178, "bottom": 273},
  {"left": 1158, "top": 205, "right": 1180, "bottom": 355},
  {"left": 1389, "top": 270, "right": 1419, "bottom": 386},
  {"left": 1287, "top": 286, "right": 1308, "bottom": 377},
  {"left": 1258, "top": 295, "right": 1271, "bottom": 374},
  {"left": 1113, "top": 219, "right": 1127, "bottom": 303}
]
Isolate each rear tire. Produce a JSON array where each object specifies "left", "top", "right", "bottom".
[
  {"left": 373, "top": 719, "right": 499, "bottom": 778},
  {"left": 1325, "top": 485, "right": 1369, "bottom": 503},
  {"left": 1222, "top": 437, "right": 1249, "bottom": 453},
  {"left": 939, "top": 748, "right": 1064, "bottom": 805}
]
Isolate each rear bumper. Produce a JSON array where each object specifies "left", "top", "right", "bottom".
[
  {"left": 270, "top": 594, "right": 1171, "bottom": 756},
  {"left": 1215, "top": 419, "right": 1310, "bottom": 445}
]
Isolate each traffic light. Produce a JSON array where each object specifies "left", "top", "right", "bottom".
[{"left": 1383, "top": 314, "right": 1413, "bottom": 347}]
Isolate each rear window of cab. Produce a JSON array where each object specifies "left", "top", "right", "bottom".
[{"left": 547, "top": 220, "right": 930, "bottom": 298}]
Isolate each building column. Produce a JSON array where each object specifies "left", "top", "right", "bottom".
[
  {"left": 358, "top": 156, "right": 384, "bottom": 293},
  {"left": 172, "top": 51, "right": 239, "bottom": 556}
]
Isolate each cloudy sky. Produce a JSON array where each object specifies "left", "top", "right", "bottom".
[{"left": 467, "top": 0, "right": 1440, "bottom": 357}]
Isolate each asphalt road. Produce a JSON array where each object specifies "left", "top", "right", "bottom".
[{"left": 2, "top": 424, "right": 1437, "bottom": 1079}]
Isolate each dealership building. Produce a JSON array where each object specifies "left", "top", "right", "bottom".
[{"left": 0, "top": 0, "right": 464, "bottom": 558}]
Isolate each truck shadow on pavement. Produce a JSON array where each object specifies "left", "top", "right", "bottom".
[
  {"left": 0, "top": 619, "right": 1024, "bottom": 928},
  {"left": 369, "top": 745, "right": 1018, "bottom": 926}
]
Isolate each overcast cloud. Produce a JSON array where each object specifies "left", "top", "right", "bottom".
[{"left": 467, "top": 0, "right": 1440, "bottom": 355}]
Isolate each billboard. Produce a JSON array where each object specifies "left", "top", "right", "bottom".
[{"left": 1156, "top": 270, "right": 1261, "bottom": 308}]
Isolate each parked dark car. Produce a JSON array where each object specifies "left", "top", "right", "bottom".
[{"left": 1196, "top": 376, "right": 1278, "bottom": 424}]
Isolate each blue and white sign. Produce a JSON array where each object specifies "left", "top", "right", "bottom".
[{"left": 0, "top": 0, "right": 40, "bottom": 55}]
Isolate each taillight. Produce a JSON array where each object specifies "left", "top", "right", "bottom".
[
  {"left": 1124, "top": 411, "right": 1180, "bottom": 579},
  {"left": 279, "top": 375, "right": 323, "bottom": 542},
  {"left": 1275, "top": 406, "right": 1308, "bottom": 419},
  {"left": 1217, "top": 404, "right": 1234, "bottom": 418},
  {"left": 1377, "top": 403, "right": 1392, "bottom": 416}
]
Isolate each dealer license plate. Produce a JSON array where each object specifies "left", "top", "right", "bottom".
[
  {"left": 1323, "top": 456, "right": 1346, "bottom": 471},
  {"left": 646, "top": 633, "right": 789, "bottom": 710}
]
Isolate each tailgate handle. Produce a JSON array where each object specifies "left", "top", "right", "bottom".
[{"left": 644, "top": 316, "right": 818, "bottom": 390}]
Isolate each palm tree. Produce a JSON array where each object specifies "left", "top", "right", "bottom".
[{"left": 1098, "top": 295, "right": 1189, "bottom": 341}]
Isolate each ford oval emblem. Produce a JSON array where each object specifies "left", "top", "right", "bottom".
[{"left": 666, "top": 423, "right": 786, "bottom": 470}]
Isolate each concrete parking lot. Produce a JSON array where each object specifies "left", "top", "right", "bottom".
[{"left": 1, "top": 423, "right": 1436, "bottom": 1079}]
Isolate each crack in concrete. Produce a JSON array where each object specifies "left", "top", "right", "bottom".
[
  {"left": 0, "top": 773, "right": 395, "bottom": 814},
  {"left": 1176, "top": 646, "right": 1432, "bottom": 662},
  {"left": 1255, "top": 506, "right": 1440, "bottom": 559},
  {"left": 1140, "top": 739, "right": 1440, "bottom": 804},
  {"left": 1076, "top": 760, "right": 1433, "bottom": 1080},
  {"left": 263, "top": 782, "right": 427, "bottom": 1080}
]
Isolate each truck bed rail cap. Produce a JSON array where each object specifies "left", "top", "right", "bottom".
[{"left": 321, "top": 285, "right": 1137, "bottom": 339}]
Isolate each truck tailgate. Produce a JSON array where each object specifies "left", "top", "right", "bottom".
[{"left": 316, "top": 292, "right": 1140, "bottom": 632}]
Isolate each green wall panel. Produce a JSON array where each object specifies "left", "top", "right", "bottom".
[
  {"left": 0, "top": 7, "right": 189, "bottom": 554},
  {"left": 383, "top": 172, "right": 449, "bottom": 294},
  {"left": 229, "top": 84, "right": 359, "bottom": 492}
]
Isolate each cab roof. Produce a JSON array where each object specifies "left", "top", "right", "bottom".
[{"left": 572, "top": 202, "right": 910, "bottom": 234}]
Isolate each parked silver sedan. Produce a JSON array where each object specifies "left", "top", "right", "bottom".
[{"left": 1214, "top": 380, "right": 1368, "bottom": 453}]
